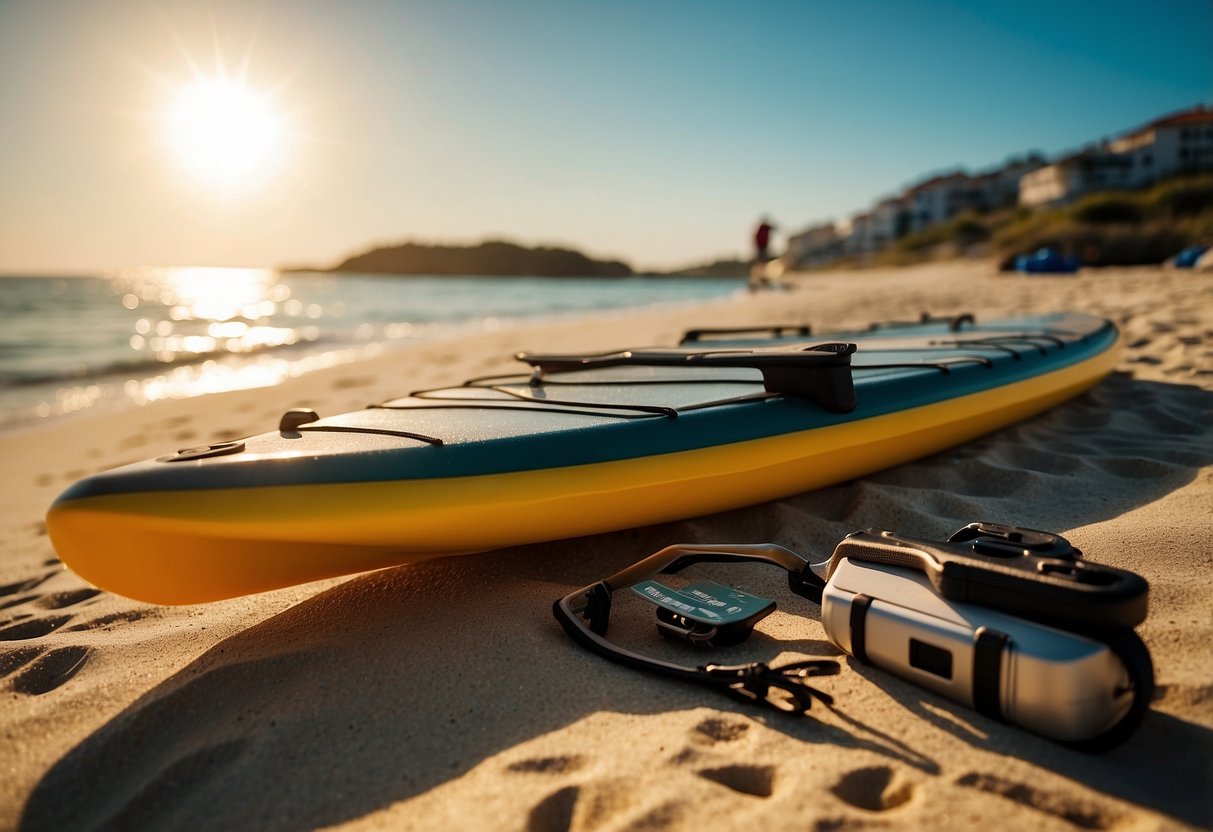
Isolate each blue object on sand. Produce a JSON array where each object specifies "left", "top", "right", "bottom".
[
  {"left": 1172, "top": 244, "right": 1208, "bottom": 269},
  {"left": 1014, "top": 248, "right": 1081, "bottom": 274}
]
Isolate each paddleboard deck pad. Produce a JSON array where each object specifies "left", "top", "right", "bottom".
[{"left": 48, "top": 312, "right": 1121, "bottom": 603}]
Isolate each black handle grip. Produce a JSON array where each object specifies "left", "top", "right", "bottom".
[
  {"left": 516, "top": 343, "right": 858, "bottom": 413},
  {"left": 680, "top": 324, "right": 812, "bottom": 344}
]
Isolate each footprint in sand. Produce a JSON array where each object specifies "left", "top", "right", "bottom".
[
  {"left": 526, "top": 782, "right": 684, "bottom": 832},
  {"left": 507, "top": 755, "right": 587, "bottom": 775},
  {"left": 830, "top": 765, "right": 915, "bottom": 812},
  {"left": 509, "top": 755, "right": 588, "bottom": 832},
  {"left": 697, "top": 764, "right": 777, "bottom": 798},
  {"left": 0, "top": 645, "right": 43, "bottom": 677},
  {"left": 2, "top": 582, "right": 101, "bottom": 616},
  {"left": 0, "top": 615, "right": 73, "bottom": 641},
  {"left": 37, "top": 588, "right": 101, "bottom": 609},
  {"left": 0, "top": 576, "right": 145, "bottom": 695},
  {"left": 526, "top": 786, "right": 580, "bottom": 832},
  {"left": 10, "top": 646, "right": 90, "bottom": 694},
  {"left": 0, "top": 594, "right": 38, "bottom": 612},
  {"left": 955, "top": 772, "right": 1119, "bottom": 830},
  {"left": 0, "top": 572, "right": 56, "bottom": 601},
  {"left": 692, "top": 716, "right": 751, "bottom": 744},
  {"left": 667, "top": 716, "right": 754, "bottom": 764},
  {"left": 0, "top": 602, "right": 93, "bottom": 696}
]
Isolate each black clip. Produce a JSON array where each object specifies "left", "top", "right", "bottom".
[
  {"left": 701, "top": 660, "right": 839, "bottom": 715},
  {"left": 948, "top": 522, "right": 1082, "bottom": 560}
]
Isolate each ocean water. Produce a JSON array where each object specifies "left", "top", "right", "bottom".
[{"left": 0, "top": 268, "right": 744, "bottom": 428}]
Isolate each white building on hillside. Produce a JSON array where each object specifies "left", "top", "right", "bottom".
[
  {"left": 785, "top": 222, "right": 844, "bottom": 269},
  {"left": 904, "top": 172, "right": 975, "bottom": 234},
  {"left": 1019, "top": 106, "right": 1213, "bottom": 207},
  {"left": 869, "top": 196, "right": 907, "bottom": 249},
  {"left": 1018, "top": 151, "right": 1133, "bottom": 207},
  {"left": 974, "top": 154, "right": 1047, "bottom": 209},
  {"left": 846, "top": 212, "right": 873, "bottom": 256}
]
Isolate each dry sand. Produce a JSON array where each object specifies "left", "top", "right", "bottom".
[{"left": 1, "top": 261, "right": 1210, "bottom": 831}]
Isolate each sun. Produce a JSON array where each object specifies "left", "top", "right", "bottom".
[{"left": 167, "top": 76, "right": 285, "bottom": 191}]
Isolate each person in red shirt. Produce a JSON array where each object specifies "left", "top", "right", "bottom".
[
  {"left": 753, "top": 217, "right": 774, "bottom": 263},
  {"left": 750, "top": 217, "right": 777, "bottom": 290}
]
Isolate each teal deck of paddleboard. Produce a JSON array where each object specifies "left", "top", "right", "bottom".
[{"left": 59, "top": 313, "right": 1116, "bottom": 498}]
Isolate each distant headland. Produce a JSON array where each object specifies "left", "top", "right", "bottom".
[{"left": 283, "top": 239, "right": 746, "bottom": 278}]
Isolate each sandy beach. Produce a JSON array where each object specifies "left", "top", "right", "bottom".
[{"left": 1, "top": 261, "right": 1211, "bottom": 831}]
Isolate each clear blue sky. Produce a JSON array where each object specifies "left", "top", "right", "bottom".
[{"left": 1, "top": 0, "right": 1209, "bottom": 273}]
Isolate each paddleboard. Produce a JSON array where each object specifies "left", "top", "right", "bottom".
[{"left": 47, "top": 312, "right": 1121, "bottom": 604}]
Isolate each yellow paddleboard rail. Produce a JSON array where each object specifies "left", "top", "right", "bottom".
[{"left": 48, "top": 335, "right": 1121, "bottom": 604}]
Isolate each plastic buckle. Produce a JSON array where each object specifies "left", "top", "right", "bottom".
[{"left": 949, "top": 521, "right": 1082, "bottom": 560}]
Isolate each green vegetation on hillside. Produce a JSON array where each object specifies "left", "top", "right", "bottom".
[
  {"left": 865, "top": 175, "right": 1213, "bottom": 269},
  {"left": 327, "top": 240, "right": 634, "bottom": 277},
  {"left": 990, "top": 176, "right": 1212, "bottom": 268},
  {"left": 288, "top": 238, "right": 750, "bottom": 279}
]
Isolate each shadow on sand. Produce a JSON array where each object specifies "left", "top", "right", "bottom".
[{"left": 20, "top": 374, "right": 1213, "bottom": 830}]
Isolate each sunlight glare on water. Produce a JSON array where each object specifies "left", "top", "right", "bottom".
[
  {"left": 107, "top": 266, "right": 317, "bottom": 405},
  {"left": 118, "top": 266, "right": 306, "bottom": 357},
  {"left": 0, "top": 270, "right": 744, "bottom": 427},
  {"left": 163, "top": 265, "right": 276, "bottom": 320}
]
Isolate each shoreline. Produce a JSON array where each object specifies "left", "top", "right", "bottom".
[
  {"left": 281, "top": 269, "right": 752, "bottom": 279},
  {"left": 2, "top": 261, "right": 1211, "bottom": 830},
  {"left": 0, "top": 277, "right": 750, "bottom": 434}
]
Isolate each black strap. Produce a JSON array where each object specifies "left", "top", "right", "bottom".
[
  {"left": 553, "top": 588, "right": 839, "bottom": 717},
  {"left": 788, "top": 565, "right": 827, "bottom": 604},
  {"left": 701, "top": 660, "right": 839, "bottom": 714},
  {"left": 972, "top": 626, "right": 1009, "bottom": 720},
  {"left": 849, "top": 594, "right": 873, "bottom": 664},
  {"left": 583, "top": 582, "right": 612, "bottom": 635}
]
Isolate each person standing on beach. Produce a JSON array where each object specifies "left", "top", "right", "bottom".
[
  {"left": 751, "top": 216, "right": 776, "bottom": 290},
  {"left": 754, "top": 216, "right": 774, "bottom": 262}
]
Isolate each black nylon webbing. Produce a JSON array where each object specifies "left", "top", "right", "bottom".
[
  {"left": 973, "top": 626, "right": 1010, "bottom": 720},
  {"left": 849, "top": 594, "right": 873, "bottom": 664}
]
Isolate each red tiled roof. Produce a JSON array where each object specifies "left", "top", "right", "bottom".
[
  {"left": 1152, "top": 109, "right": 1213, "bottom": 128},
  {"left": 1138, "top": 106, "right": 1213, "bottom": 132}
]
